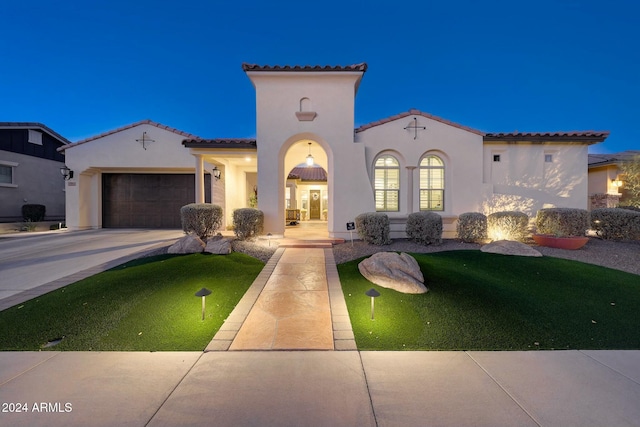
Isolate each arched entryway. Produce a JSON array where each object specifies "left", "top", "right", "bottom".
[{"left": 283, "top": 139, "right": 329, "bottom": 238}]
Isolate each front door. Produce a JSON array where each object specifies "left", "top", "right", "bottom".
[{"left": 309, "top": 190, "right": 321, "bottom": 220}]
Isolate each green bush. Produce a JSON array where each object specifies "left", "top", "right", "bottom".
[
  {"left": 487, "top": 211, "right": 529, "bottom": 242},
  {"left": 355, "top": 212, "right": 391, "bottom": 245},
  {"left": 406, "top": 211, "right": 442, "bottom": 245},
  {"left": 535, "top": 208, "right": 589, "bottom": 237},
  {"left": 233, "top": 208, "right": 264, "bottom": 240},
  {"left": 591, "top": 208, "right": 640, "bottom": 240},
  {"left": 180, "top": 203, "right": 223, "bottom": 240},
  {"left": 22, "top": 204, "right": 46, "bottom": 222},
  {"left": 457, "top": 212, "right": 487, "bottom": 243}
]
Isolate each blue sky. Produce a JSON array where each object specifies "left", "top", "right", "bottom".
[{"left": 1, "top": 0, "right": 638, "bottom": 153}]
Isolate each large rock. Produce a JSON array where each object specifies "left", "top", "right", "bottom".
[
  {"left": 358, "top": 252, "right": 427, "bottom": 294},
  {"left": 205, "top": 236, "right": 232, "bottom": 254},
  {"left": 167, "top": 235, "right": 205, "bottom": 254},
  {"left": 481, "top": 240, "right": 542, "bottom": 257}
]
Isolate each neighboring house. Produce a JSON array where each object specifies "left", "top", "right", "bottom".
[
  {"left": 0, "top": 122, "right": 70, "bottom": 222},
  {"left": 59, "top": 63, "right": 609, "bottom": 238},
  {"left": 588, "top": 150, "right": 640, "bottom": 208}
]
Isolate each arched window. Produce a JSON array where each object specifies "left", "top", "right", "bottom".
[
  {"left": 419, "top": 155, "right": 444, "bottom": 211},
  {"left": 374, "top": 155, "right": 400, "bottom": 211}
]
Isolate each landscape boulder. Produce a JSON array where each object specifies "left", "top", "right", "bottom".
[
  {"left": 481, "top": 240, "right": 542, "bottom": 257},
  {"left": 204, "top": 236, "right": 232, "bottom": 254},
  {"left": 358, "top": 252, "right": 427, "bottom": 294},
  {"left": 168, "top": 235, "right": 205, "bottom": 254}
]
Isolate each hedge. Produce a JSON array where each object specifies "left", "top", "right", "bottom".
[
  {"left": 535, "top": 208, "right": 588, "bottom": 237},
  {"left": 487, "top": 211, "right": 529, "bottom": 242},
  {"left": 355, "top": 212, "right": 391, "bottom": 245},
  {"left": 180, "top": 203, "right": 223, "bottom": 240},
  {"left": 406, "top": 211, "right": 442, "bottom": 245},
  {"left": 233, "top": 208, "right": 264, "bottom": 240},
  {"left": 590, "top": 208, "right": 640, "bottom": 240},
  {"left": 457, "top": 212, "right": 487, "bottom": 243}
]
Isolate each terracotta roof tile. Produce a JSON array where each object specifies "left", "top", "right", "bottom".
[
  {"left": 242, "top": 63, "right": 367, "bottom": 72},
  {"left": 355, "top": 109, "right": 485, "bottom": 136},
  {"left": 484, "top": 131, "right": 609, "bottom": 143},
  {"left": 182, "top": 138, "right": 256, "bottom": 149},
  {"left": 588, "top": 150, "right": 640, "bottom": 166},
  {"left": 288, "top": 166, "right": 327, "bottom": 181},
  {"left": 58, "top": 119, "right": 200, "bottom": 151}
]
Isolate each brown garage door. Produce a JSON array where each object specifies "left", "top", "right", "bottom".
[{"left": 102, "top": 174, "right": 211, "bottom": 228}]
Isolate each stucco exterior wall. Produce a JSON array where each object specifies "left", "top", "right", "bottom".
[
  {"left": 482, "top": 143, "right": 590, "bottom": 215},
  {"left": 63, "top": 123, "right": 198, "bottom": 230},
  {"left": 0, "top": 150, "right": 65, "bottom": 221},
  {"left": 248, "top": 71, "right": 367, "bottom": 236}
]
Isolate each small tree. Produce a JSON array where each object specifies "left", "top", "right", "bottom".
[{"left": 620, "top": 154, "right": 640, "bottom": 208}]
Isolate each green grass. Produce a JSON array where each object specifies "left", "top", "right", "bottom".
[
  {"left": 339, "top": 251, "right": 640, "bottom": 350},
  {"left": 0, "top": 253, "right": 263, "bottom": 351}
]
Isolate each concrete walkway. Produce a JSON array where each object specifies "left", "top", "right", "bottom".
[
  {"left": 1, "top": 350, "right": 639, "bottom": 426},
  {"left": 1, "top": 229, "right": 640, "bottom": 426}
]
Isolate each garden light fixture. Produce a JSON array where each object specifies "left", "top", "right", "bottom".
[
  {"left": 195, "top": 287, "right": 212, "bottom": 320},
  {"left": 365, "top": 288, "right": 380, "bottom": 320}
]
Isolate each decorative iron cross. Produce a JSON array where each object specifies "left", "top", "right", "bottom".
[
  {"left": 404, "top": 117, "right": 426, "bottom": 139},
  {"left": 136, "top": 131, "right": 155, "bottom": 150}
]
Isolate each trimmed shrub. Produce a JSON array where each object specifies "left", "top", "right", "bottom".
[
  {"left": 487, "top": 211, "right": 529, "bottom": 242},
  {"left": 22, "top": 204, "right": 46, "bottom": 222},
  {"left": 180, "top": 203, "right": 223, "bottom": 240},
  {"left": 591, "top": 208, "right": 640, "bottom": 240},
  {"left": 355, "top": 212, "right": 391, "bottom": 245},
  {"left": 457, "top": 212, "right": 487, "bottom": 243},
  {"left": 535, "top": 208, "right": 589, "bottom": 237},
  {"left": 406, "top": 211, "right": 442, "bottom": 245},
  {"left": 233, "top": 208, "right": 264, "bottom": 240}
]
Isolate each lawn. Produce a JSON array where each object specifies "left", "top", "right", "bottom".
[
  {"left": 339, "top": 251, "right": 640, "bottom": 350},
  {"left": 0, "top": 253, "right": 263, "bottom": 351}
]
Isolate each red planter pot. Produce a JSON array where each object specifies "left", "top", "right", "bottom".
[{"left": 532, "top": 234, "right": 589, "bottom": 250}]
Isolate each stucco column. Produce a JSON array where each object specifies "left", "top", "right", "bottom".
[
  {"left": 195, "top": 154, "right": 205, "bottom": 204},
  {"left": 406, "top": 166, "right": 416, "bottom": 213}
]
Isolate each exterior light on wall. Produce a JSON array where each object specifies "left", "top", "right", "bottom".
[
  {"left": 306, "top": 142, "right": 314, "bottom": 166},
  {"left": 612, "top": 178, "right": 623, "bottom": 188},
  {"left": 365, "top": 288, "right": 381, "bottom": 320},
  {"left": 195, "top": 288, "right": 212, "bottom": 320},
  {"left": 60, "top": 166, "right": 74, "bottom": 180},
  {"left": 212, "top": 166, "right": 221, "bottom": 180}
]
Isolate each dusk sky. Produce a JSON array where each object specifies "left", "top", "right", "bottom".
[{"left": 2, "top": 0, "right": 638, "bottom": 154}]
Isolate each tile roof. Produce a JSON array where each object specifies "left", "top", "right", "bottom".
[
  {"left": 484, "top": 131, "right": 610, "bottom": 143},
  {"left": 0, "top": 122, "right": 72, "bottom": 145},
  {"left": 242, "top": 63, "right": 368, "bottom": 72},
  {"left": 58, "top": 119, "right": 200, "bottom": 151},
  {"left": 182, "top": 138, "right": 257, "bottom": 149},
  {"left": 588, "top": 150, "right": 640, "bottom": 166},
  {"left": 287, "top": 166, "right": 327, "bottom": 181},
  {"left": 355, "top": 109, "right": 485, "bottom": 136}
]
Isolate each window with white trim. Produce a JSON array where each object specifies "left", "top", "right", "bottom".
[
  {"left": 0, "top": 161, "right": 18, "bottom": 187},
  {"left": 419, "top": 155, "right": 444, "bottom": 211},
  {"left": 374, "top": 155, "right": 399, "bottom": 212}
]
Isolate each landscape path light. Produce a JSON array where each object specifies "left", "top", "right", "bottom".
[
  {"left": 195, "top": 288, "right": 212, "bottom": 320},
  {"left": 365, "top": 288, "right": 381, "bottom": 320}
]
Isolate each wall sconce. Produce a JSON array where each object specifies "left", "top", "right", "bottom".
[
  {"left": 612, "top": 178, "right": 623, "bottom": 188},
  {"left": 60, "top": 166, "right": 74, "bottom": 180},
  {"left": 212, "top": 166, "right": 221, "bottom": 180},
  {"left": 306, "top": 142, "right": 314, "bottom": 166}
]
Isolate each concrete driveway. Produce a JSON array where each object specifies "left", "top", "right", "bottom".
[{"left": 0, "top": 229, "right": 183, "bottom": 310}]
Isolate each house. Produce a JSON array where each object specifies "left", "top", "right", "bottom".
[
  {"left": 59, "top": 63, "right": 609, "bottom": 238},
  {"left": 0, "top": 122, "right": 70, "bottom": 223},
  {"left": 588, "top": 150, "right": 640, "bottom": 208}
]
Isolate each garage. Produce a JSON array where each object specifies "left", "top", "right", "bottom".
[{"left": 102, "top": 173, "right": 210, "bottom": 228}]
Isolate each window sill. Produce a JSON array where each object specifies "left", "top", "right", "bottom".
[{"left": 0, "top": 183, "right": 18, "bottom": 188}]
